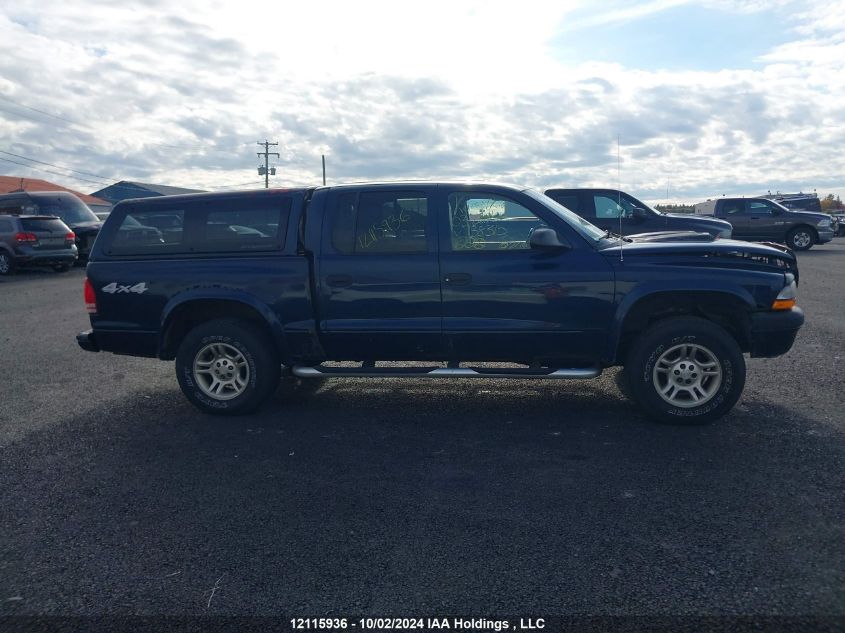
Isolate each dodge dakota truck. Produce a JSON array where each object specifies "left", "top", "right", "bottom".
[{"left": 76, "top": 183, "right": 804, "bottom": 424}]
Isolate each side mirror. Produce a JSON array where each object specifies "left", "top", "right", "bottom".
[
  {"left": 631, "top": 207, "right": 648, "bottom": 220},
  {"left": 529, "top": 227, "right": 571, "bottom": 251}
]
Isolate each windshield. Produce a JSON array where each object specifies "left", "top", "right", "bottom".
[
  {"left": 523, "top": 189, "right": 607, "bottom": 242},
  {"left": 36, "top": 198, "right": 99, "bottom": 224}
]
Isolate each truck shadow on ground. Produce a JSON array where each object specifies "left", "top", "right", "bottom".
[{"left": 1, "top": 376, "right": 843, "bottom": 615}]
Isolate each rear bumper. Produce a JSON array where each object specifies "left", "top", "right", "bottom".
[
  {"left": 76, "top": 330, "right": 100, "bottom": 352},
  {"left": 749, "top": 307, "right": 804, "bottom": 358},
  {"left": 15, "top": 247, "right": 77, "bottom": 267}
]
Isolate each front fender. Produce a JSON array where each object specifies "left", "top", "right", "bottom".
[{"left": 607, "top": 281, "right": 758, "bottom": 364}]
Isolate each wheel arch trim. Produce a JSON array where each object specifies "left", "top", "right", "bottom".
[
  {"left": 608, "top": 284, "right": 756, "bottom": 364},
  {"left": 158, "top": 289, "right": 292, "bottom": 363}
]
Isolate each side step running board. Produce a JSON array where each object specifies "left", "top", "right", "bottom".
[{"left": 292, "top": 366, "right": 600, "bottom": 379}]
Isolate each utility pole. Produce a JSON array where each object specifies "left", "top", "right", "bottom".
[
  {"left": 256, "top": 140, "right": 279, "bottom": 188},
  {"left": 321, "top": 154, "right": 326, "bottom": 185}
]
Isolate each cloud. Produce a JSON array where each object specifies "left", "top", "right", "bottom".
[{"left": 0, "top": 0, "right": 843, "bottom": 203}]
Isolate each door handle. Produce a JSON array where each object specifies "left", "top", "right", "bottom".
[
  {"left": 326, "top": 274, "right": 353, "bottom": 288},
  {"left": 444, "top": 273, "right": 472, "bottom": 285}
]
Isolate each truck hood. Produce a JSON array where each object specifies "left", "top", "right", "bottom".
[
  {"left": 601, "top": 236, "right": 799, "bottom": 280},
  {"left": 70, "top": 220, "right": 103, "bottom": 233},
  {"left": 649, "top": 212, "right": 732, "bottom": 236},
  {"left": 626, "top": 230, "right": 715, "bottom": 243},
  {"left": 784, "top": 210, "right": 828, "bottom": 224},
  {"left": 662, "top": 212, "right": 729, "bottom": 226}
]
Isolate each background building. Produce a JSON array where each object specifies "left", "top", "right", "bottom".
[{"left": 91, "top": 181, "right": 205, "bottom": 205}]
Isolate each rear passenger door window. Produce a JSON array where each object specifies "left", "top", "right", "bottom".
[
  {"left": 720, "top": 200, "right": 745, "bottom": 217},
  {"left": 554, "top": 195, "right": 580, "bottom": 212},
  {"left": 330, "top": 191, "right": 428, "bottom": 254}
]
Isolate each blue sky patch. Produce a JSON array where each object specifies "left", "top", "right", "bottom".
[{"left": 553, "top": 4, "right": 789, "bottom": 71}]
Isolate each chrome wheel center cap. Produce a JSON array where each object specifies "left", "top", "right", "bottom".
[{"left": 671, "top": 361, "right": 700, "bottom": 386}]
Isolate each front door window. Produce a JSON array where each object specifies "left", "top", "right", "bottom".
[{"left": 448, "top": 193, "right": 546, "bottom": 251}]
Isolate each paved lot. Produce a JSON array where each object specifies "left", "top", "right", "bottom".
[{"left": 0, "top": 243, "right": 843, "bottom": 617}]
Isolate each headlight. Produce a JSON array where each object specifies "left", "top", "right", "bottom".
[
  {"left": 818, "top": 218, "right": 831, "bottom": 227},
  {"left": 772, "top": 280, "right": 797, "bottom": 311}
]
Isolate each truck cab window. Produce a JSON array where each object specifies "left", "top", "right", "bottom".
[
  {"left": 720, "top": 200, "right": 744, "bottom": 216},
  {"left": 331, "top": 191, "right": 428, "bottom": 254},
  {"left": 594, "top": 194, "right": 635, "bottom": 219},
  {"left": 449, "top": 193, "right": 546, "bottom": 251},
  {"left": 747, "top": 201, "right": 773, "bottom": 216}
]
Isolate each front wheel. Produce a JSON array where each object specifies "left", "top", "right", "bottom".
[
  {"left": 175, "top": 318, "right": 281, "bottom": 415},
  {"left": 787, "top": 226, "right": 815, "bottom": 251},
  {"left": 624, "top": 316, "right": 745, "bottom": 425}
]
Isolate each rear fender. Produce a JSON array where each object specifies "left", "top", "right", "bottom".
[{"left": 159, "top": 289, "right": 292, "bottom": 364}]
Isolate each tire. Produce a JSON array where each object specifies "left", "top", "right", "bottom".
[
  {"left": 0, "top": 252, "right": 15, "bottom": 276},
  {"left": 624, "top": 316, "right": 745, "bottom": 425},
  {"left": 53, "top": 264, "right": 70, "bottom": 273},
  {"left": 787, "top": 226, "right": 815, "bottom": 251},
  {"left": 175, "top": 318, "right": 281, "bottom": 416},
  {"left": 613, "top": 366, "right": 633, "bottom": 401}
]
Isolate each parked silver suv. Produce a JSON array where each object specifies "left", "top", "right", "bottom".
[{"left": 0, "top": 215, "right": 78, "bottom": 275}]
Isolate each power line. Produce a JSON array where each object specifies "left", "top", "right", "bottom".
[
  {"left": 0, "top": 94, "right": 81, "bottom": 125},
  {"left": 0, "top": 156, "right": 110, "bottom": 186},
  {"left": 212, "top": 180, "right": 265, "bottom": 190},
  {"left": 0, "top": 105, "right": 64, "bottom": 126},
  {"left": 0, "top": 150, "right": 113, "bottom": 182}
]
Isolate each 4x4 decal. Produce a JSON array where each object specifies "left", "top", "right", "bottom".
[{"left": 101, "top": 282, "right": 148, "bottom": 294}]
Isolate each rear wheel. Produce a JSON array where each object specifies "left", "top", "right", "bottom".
[
  {"left": 0, "top": 253, "right": 15, "bottom": 275},
  {"left": 175, "top": 318, "right": 280, "bottom": 415},
  {"left": 787, "top": 226, "right": 815, "bottom": 251},
  {"left": 624, "top": 316, "right": 745, "bottom": 425}
]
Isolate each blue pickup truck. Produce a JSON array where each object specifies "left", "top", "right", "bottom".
[{"left": 76, "top": 183, "right": 804, "bottom": 424}]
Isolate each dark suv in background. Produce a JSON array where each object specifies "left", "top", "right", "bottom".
[
  {"left": 545, "top": 188, "right": 733, "bottom": 238},
  {"left": 0, "top": 191, "right": 103, "bottom": 261},
  {"left": 0, "top": 214, "right": 78, "bottom": 275}
]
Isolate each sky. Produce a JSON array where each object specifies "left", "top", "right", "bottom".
[{"left": 0, "top": 0, "right": 844, "bottom": 204}]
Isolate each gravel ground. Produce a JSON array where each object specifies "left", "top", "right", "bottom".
[{"left": 0, "top": 242, "right": 843, "bottom": 618}]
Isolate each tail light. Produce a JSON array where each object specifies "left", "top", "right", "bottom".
[
  {"left": 15, "top": 232, "right": 37, "bottom": 243},
  {"left": 66, "top": 231, "right": 76, "bottom": 242},
  {"left": 84, "top": 278, "right": 97, "bottom": 314}
]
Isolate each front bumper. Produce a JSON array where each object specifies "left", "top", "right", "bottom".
[
  {"left": 817, "top": 228, "right": 834, "bottom": 244},
  {"left": 749, "top": 307, "right": 804, "bottom": 358},
  {"left": 76, "top": 330, "right": 100, "bottom": 352}
]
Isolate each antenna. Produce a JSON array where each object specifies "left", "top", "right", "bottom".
[{"left": 618, "top": 134, "right": 623, "bottom": 262}]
